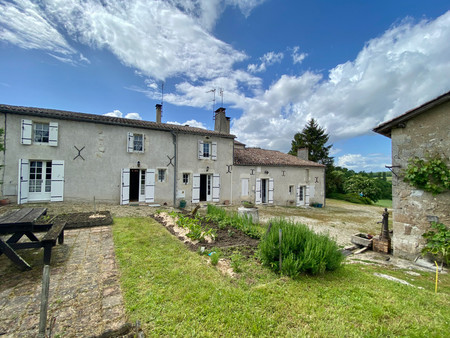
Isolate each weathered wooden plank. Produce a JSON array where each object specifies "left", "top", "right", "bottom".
[
  {"left": 0, "top": 239, "right": 31, "bottom": 270},
  {"left": 42, "top": 220, "right": 66, "bottom": 243},
  {"left": 38, "top": 265, "right": 51, "bottom": 337},
  {"left": 19, "top": 208, "right": 47, "bottom": 224},
  {"left": 0, "top": 208, "right": 32, "bottom": 224}
]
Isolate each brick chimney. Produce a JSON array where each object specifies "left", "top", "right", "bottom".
[
  {"left": 297, "top": 147, "right": 309, "bottom": 160},
  {"left": 155, "top": 104, "right": 162, "bottom": 123},
  {"left": 214, "top": 107, "right": 230, "bottom": 134}
]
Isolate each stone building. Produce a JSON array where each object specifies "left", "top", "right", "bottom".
[
  {"left": 0, "top": 104, "right": 325, "bottom": 208},
  {"left": 373, "top": 91, "right": 450, "bottom": 259}
]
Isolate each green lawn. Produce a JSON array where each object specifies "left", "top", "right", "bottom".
[
  {"left": 113, "top": 217, "right": 450, "bottom": 337},
  {"left": 374, "top": 199, "right": 393, "bottom": 208}
]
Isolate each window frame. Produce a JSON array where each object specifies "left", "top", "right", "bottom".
[
  {"left": 157, "top": 168, "right": 167, "bottom": 183},
  {"left": 182, "top": 173, "right": 190, "bottom": 185}
]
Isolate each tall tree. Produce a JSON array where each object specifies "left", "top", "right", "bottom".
[{"left": 288, "top": 118, "right": 333, "bottom": 166}]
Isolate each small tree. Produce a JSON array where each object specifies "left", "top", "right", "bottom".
[
  {"left": 288, "top": 118, "right": 333, "bottom": 166},
  {"left": 344, "top": 175, "right": 381, "bottom": 202}
]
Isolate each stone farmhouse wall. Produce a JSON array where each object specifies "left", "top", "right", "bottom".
[{"left": 391, "top": 101, "right": 450, "bottom": 259}]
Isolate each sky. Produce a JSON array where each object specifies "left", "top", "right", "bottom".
[{"left": 1, "top": 0, "right": 449, "bottom": 173}]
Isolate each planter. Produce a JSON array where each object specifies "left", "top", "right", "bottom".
[
  {"left": 351, "top": 233, "right": 373, "bottom": 248},
  {"left": 237, "top": 207, "right": 259, "bottom": 224},
  {"left": 179, "top": 200, "right": 187, "bottom": 209}
]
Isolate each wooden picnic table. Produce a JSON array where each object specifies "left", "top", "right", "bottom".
[
  {"left": 0, "top": 207, "right": 66, "bottom": 270},
  {"left": 0, "top": 207, "right": 67, "bottom": 336}
]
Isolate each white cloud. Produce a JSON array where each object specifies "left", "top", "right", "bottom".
[
  {"left": 166, "top": 119, "right": 207, "bottom": 129},
  {"left": 336, "top": 153, "right": 391, "bottom": 172},
  {"left": 291, "top": 46, "right": 307, "bottom": 64},
  {"left": 0, "top": 0, "right": 255, "bottom": 80},
  {"left": 232, "top": 12, "right": 450, "bottom": 151},
  {"left": 248, "top": 51, "right": 284, "bottom": 73},
  {"left": 104, "top": 110, "right": 142, "bottom": 120},
  {"left": 0, "top": 0, "right": 75, "bottom": 56}
]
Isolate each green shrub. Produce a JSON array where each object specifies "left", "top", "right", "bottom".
[
  {"left": 210, "top": 252, "right": 220, "bottom": 266},
  {"left": 230, "top": 251, "right": 244, "bottom": 273},
  {"left": 422, "top": 222, "right": 450, "bottom": 266},
  {"left": 259, "top": 219, "right": 344, "bottom": 277}
]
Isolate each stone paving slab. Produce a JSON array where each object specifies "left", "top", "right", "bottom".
[{"left": 0, "top": 226, "right": 129, "bottom": 337}]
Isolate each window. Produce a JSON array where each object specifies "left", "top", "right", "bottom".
[
  {"left": 134, "top": 134, "right": 143, "bottom": 152},
  {"left": 127, "top": 132, "right": 145, "bottom": 152},
  {"left": 198, "top": 140, "right": 217, "bottom": 160},
  {"left": 158, "top": 169, "right": 166, "bottom": 182},
  {"left": 299, "top": 186, "right": 304, "bottom": 201},
  {"left": 289, "top": 185, "right": 294, "bottom": 195},
  {"left": 29, "top": 161, "right": 52, "bottom": 193},
  {"left": 34, "top": 123, "right": 49, "bottom": 143},
  {"left": 203, "top": 142, "right": 210, "bottom": 158},
  {"left": 183, "top": 173, "right": 190, "bottom": 184},
  {"left": 21, "top": 119, "right": 58, "bottom": 146}
]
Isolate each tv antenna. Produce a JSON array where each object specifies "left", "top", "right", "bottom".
[{"left": 206, "top": 88, "right": 216, "bottom": 119}]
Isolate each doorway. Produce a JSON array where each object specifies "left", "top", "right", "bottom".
[
  {"left": 261, "top": 178, "right": 268, "bottom": 204},
  {"left": 200, "top": 174, "right": 212, "bottom": 202},
  {"left": 129, "top": 169, "right": 140, "bottom": 202}
]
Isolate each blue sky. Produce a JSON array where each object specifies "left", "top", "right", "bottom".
[{"left": 1, "top": 0, "right": 449, "bottom": 172}]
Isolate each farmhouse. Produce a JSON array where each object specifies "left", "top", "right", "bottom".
[
  {"left": 0, "top": 104, "right": 325, "bottom": 208},
  {"left": 373, "top": 91, "right": 450, "bottom": 259}
]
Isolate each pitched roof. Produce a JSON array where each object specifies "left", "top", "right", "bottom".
[
  {"left": 373, "top": 90, "right": 450, "bottom": 138},
  {"left": 234, "top": 147, "right": 324, "bottom": 167},
  {"left": 0, "top": 104, "right": 235, "bottom": 139}
]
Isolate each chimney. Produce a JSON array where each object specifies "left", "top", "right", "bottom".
[
  {"left": 214, "top": 107, "right": 230, "bottom": 134},
  {"left": 297, "top": 147, "right": 309, "bottom": 161},
  {"left": 155, "top": 104, "right": 162, "bottom": 123}
]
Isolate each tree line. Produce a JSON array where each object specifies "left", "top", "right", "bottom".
[{"left": 289, "top": 119, "right": 391, "bottom": 204}]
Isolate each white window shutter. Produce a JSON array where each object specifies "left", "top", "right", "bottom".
[
  {"left": 50, "top": 160, "right": 64, "bottom": 201},
  {"left": 268, "top": 178, "right": 274, "bottom": 204},
  {"left": 21, "top": 119, "right": 32, "bottom": 145},
  {"left": 211, "top": 142, "right": 217, "bottom": 160},
  {"left": 18, "top": 159, "right": 29, "bottom": 204},
  {"left": 127, "top": 133, "right": 134, "bottom": 153},
  {"left": 255, "top": 178, "right": 261, "bottom": 205},
  {"left": 241, "top": 178, "right": 249, "bottom": 196},
  {"left": 145, "top": 169, "right": 155, "bottom": 203},
  {"left": 305, "top": 186, "right": 310, "bottom": 206},
  {"left": 198, "top": 140, "right": 204, "bottom": 159},
  {"left": 192, "top": 174, "right": 200, "bottom": 203},
  {"left": 296, "top": 185, "right": 301, "bottom": 206},
  {"left": 212, "top": 174, "right": 220, "bottom": 202},
  {"left": 120, "top": 169, "right": 130, "bottom": 205},
  {"left": 49, "top": 122, "right": 58, "bottom": 146}
]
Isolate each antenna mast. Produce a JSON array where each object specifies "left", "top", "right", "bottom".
[{"left": 206, "top": 88, "right": 216, "bottom": 120}]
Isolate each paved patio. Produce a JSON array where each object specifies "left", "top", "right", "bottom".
[{"left": 0, "top": 225, "right": 131, "bottom": 337}]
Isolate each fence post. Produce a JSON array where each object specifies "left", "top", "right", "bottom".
[{"left": 279, "top": 228, "right": 282, "bottom": 272}]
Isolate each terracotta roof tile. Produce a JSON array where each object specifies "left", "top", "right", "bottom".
[
  {"left": 0, "top": 104, "right": 235, "bottom": 138},
  {"left": 234, "top": 147, "right": 324, "bottom": 167}
]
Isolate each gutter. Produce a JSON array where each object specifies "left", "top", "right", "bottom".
[{"left": 171, "top": 131, "right": 178, "bottom": 207}]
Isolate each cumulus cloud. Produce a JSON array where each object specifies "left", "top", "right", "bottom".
[
  {"left": 232, "top": 12, "right": 450, "bottom": 151},
  {"left": 336, "top": 153, "right": 391, "bottom": 172},
  {"left": 104, "top": 110, "right": 142, "bottom": 120},
  {"left": 248, "top": 51, "right": 284, "bottom": 73},
  {"left": 167, "top": 119, "right": 207, "bottom": 129}
]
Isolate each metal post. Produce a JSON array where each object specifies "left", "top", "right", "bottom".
[
  {"left": 279, "top": 229, "right": 282, "bottom": 272},
  {"left": 38, "top": 264, "right": 51, "bottom": 337}
]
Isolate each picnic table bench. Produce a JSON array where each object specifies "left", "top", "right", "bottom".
[{"left": 0, "top": 207, "right": 66, "bottom": 270}]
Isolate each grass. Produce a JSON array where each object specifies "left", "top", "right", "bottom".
[
  {"left": 113, "top": 217, "right": 450, "bottom": 337},
  {"left": 374, "top": 199, "right": 393, "bottom": 208}
]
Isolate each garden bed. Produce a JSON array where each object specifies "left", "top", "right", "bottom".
[
  {"left": 37, "top": 211, "right": 113, "bottom": 229},
  {"left": 153, "top": 212, "right": 259, "bottom": 255}
]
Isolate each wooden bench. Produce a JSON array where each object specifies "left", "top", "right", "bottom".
[{"left": 41, "top": 220, "right": 66, "bottom": 265}]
